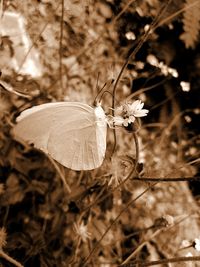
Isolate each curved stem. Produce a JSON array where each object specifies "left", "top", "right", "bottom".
[
  {"left": 84, "top": 131, "right": 140, "bottom": 212},
  {"left": 111, "top": 0, "right": 171, "bottom": 154},
  {"left": 48, "top": 156, "right": 71, "bottom": 193},
  {"left": 132, "top": 132, "right": 139, "bottom": 176}
]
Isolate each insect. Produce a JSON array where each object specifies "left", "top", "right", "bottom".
[
  {"left": 13, "top": 98, "right": 148, "bottom": 170},
  {"left": 13, "top": 102, "right": 107, "bottom": 171}
]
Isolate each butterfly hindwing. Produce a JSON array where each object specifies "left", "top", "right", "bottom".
[{"left": 47, "top": 106, "right": 107, "bottom": 170}]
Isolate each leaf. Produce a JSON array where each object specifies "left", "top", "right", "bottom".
[{"left": 180, "top": 0, "right": 200, "bottom": 48}]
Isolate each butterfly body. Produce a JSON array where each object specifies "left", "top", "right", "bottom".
[{"left": 13, "top": 102, "right": 107, "bottom": 170}]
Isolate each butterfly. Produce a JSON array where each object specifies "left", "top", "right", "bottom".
[{"left": 13, "top": 102, "right": 107, "bottom": 171}]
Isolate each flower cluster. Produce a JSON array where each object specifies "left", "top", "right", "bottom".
[{"left": 111, "top": 100, "right": 149, "bottom": 127}]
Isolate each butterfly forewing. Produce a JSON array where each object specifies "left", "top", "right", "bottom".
[{"left": 13, "top": 102, "right": 93, "bottom": 151}]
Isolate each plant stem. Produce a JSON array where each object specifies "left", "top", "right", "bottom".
[
  {"left": 120, "top": 256, "right": 200, "bottom": 267},
  {"left": 0, "top": 249, "right": 24, "bottom": 267}
]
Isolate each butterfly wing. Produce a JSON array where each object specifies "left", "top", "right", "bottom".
[
  {"left": 47, "top": 105, "right": 107, "bottom": 170},
  {"left": 13, "top": 102, "right": 107, "bottom": 170}
]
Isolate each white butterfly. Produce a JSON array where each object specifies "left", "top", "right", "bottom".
[{"left": 13, "top": 102, "right": 107, "bottom": 171}]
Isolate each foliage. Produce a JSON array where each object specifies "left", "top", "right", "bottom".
[
  {"left": 0, "top": 0, "right": 200, "bottom": 266},
  {"left": 180, "top": 0, "right": 200, "bottom": 48}
]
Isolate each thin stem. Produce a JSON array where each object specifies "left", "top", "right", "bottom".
[
  {"left": 0, "top": 0, "right": 3, "bottom": 18},
  {"left": 111, "top": 0, "right": 171, "bottom": 155},
  {"left": 113, "top": 0, "right": 136, "bottom": 23},
  {"left": 125, "top": 79, "right": 166, "bottom": 102},
  {"left": 120, "top": 256, "right": 200, "bottom": 267},
  {"left": 132, "top": 177, "right": 200, "bottom": 182},
  {"left": 154, "top": 0, "right": 200, "bottom": 30},
  {"left": 17, "top": 3, "right": 61, "bottom": 75},
  {"left": 48, "top": 156, "right": 71, "bottom": 193},
  {"left": 84, "top": 133, "right": 140, "bottom": 212},
  {"left": 132, "top": 132, "right": 139, "bottom": 176},
  {"left": 82, "top": 182, "right": 158, "bottom": 266},
  {"left": 0, "top": 250, "right": 24, "bottom": 267},
  {"left": 59, "top": 0, "right": 64, "bottom": 94},
  {"left": 121, "top": 229, "right": 162, "bottom": 265},
  {"left": 112, "top": 0, "right": 171, "bottom": 112}
]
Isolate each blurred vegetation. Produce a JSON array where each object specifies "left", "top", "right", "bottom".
[{"left": 0, "top": 0, "right": 200, "bottom": 266}]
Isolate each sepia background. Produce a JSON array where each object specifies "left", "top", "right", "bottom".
[{"left": 0, "top": 0, "right": 200, "bottom": 266}]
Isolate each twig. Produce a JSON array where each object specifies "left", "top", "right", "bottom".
[
  {"left": 120, "top": 256, "right": 200, "bottom": 267},
  {"left": 0, "top": 0, "right": 3, "bottom": 19},
  {"left": 17, "top": 3, "right": 61, "bottom": 75},
  {"left": 82, "top": 182, "right": 158, "bottom": 266},
  {"left": 132, "top": 176, "right": 200, "bottom": 182},
  {"left": 59, "top": 0, "right": 64, "bottom": 93},
  {"left": 0, "top": 249, "right": 24, "bottom": 267},
  {"left": 113, "top": 0, "right": 136, "bottom": 23},
  {"left": 111, "top": 0, "right": 171, "bottom": 155},
  {"left": 83, "top": 133, "right": 140, "bottom": 212},
  {"left": 154, "top": 0, "right": 200, "bottom": 30},
  {"left": 48, "top": 156, "right": 71, "bottom": 193},
  {"left": 121, "top": 229, "right": 162, "bottom": 265}
]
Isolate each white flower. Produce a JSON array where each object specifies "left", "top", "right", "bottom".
[
  {"left": 185, "top": 252, "right": 193, "bottom": 257},
  {"left": 194, "top": 238, "right": 200, "bottom": 251},
  {"left": 111, "top": 100, "right": 149, "bottom": 127},
  {"left": 111, "top": 115, "right": 125, "bottom": 126},
  {"left": 74, "top": 221, "right": 91, "bottom": 242},
  {"left": 123, "top": 116, "right": 135, "bottom": 126},
  {"left": 110, "top": 115, "right": 134, "bottom": 127},
  {"left": 127, "top": 100, "right": 149, "bottom": 117}
]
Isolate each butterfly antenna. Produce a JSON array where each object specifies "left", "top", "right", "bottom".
[
  {"left": 93, "top": 78, "right": 114, "bottom": 106},
  {"left": 95, "top": 72, "right": 100, "bottom": 91}
]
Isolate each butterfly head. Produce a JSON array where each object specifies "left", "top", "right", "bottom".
[{"left": 94, "top": 105, "right": 107, "bottom": 126}]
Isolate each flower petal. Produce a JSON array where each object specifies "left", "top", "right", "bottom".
[
  {"left": 113, "top": 116, "right": 125, "bottom": 126},
  {"left": 134, "top": 109, "right": 149, "bottom": 117}
]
